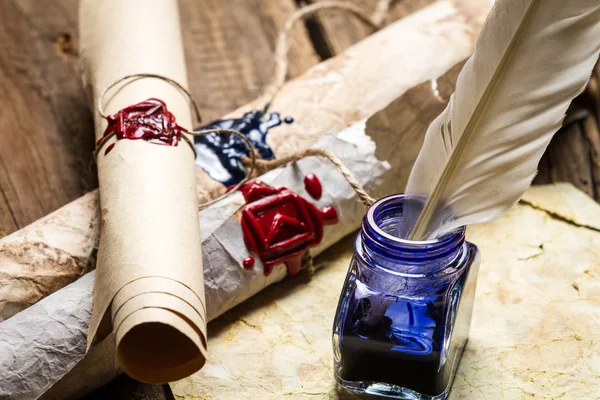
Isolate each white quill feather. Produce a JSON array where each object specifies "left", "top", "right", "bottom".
[{"left": 398, "top": 0, "right": 600, "bottom": 240}]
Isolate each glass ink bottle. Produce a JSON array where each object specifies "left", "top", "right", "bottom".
[{"left": 332, "top": 195, "right": 480, "bottom": 399}]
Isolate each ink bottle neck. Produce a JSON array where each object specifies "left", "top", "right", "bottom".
[{"left": 358, "top": 194, "right": 466, "bottom": 278}]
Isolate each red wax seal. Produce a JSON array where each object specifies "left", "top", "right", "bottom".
[
  {"left": 98, "top": 98, "right": 187, "bottom": 155},
  {"left": 240, "top": 181, "right": 338, "bottom": 277}
]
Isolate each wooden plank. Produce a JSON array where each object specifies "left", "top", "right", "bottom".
[
  {"left": 535, "top": 121, "right": 597, "bottom": 200},
  {"left": 0, "top": 0, "right": 95, "bottom": 237},
  {"left": 305, "top": 0, "right": 436, "bottom": 57},
  {"left": 535, "top": 78, "right": 600, "bottom": 201},
  {"left": 583, "top": 114, "right": 600, "bottom": 200},
  {"left": 585, "top": 68, "right": 600, "bottom": 198},
  {"left": 180, "top": 0, "right": 320, "bottom": 122}
]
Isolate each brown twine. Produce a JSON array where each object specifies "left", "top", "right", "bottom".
[
  {"left": 243, "top": 148, "right": 376, "bottom": 208},
  {"left": 187, "top": 128, "right": 258, "bottom": 209},
  {"left": 261, "top": 0, "right": 391, "bottom": 113},
  {"left": 97, "top": 73, "right": 203, "bottom": 123},
  {"left": 93, "top": 124, "right": 202, "bottom": 161}
]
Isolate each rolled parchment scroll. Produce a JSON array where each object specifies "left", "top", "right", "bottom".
[
  {"left": 0, "top": 0, "right": 491, "bottom": 322},
  {"left": 80, "top": 0, "right": 206, "bottom": 383}
]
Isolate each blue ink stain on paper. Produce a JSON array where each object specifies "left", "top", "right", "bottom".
[{"left": 194, "top": 110, "right": 293, "bottom": 187}]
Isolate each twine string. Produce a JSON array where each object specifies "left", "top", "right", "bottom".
[
  {"left": 186, "top": 128, "right": 258, "bottom": 210},
  {"left": 243, "top": 148, "right": 376, "bottom": 208},
  {"left": 96, "top": 73, "right": 203, "bottom": 124},
  {"left": 261, "top": 0, "right": 391, "bottom": 114}
]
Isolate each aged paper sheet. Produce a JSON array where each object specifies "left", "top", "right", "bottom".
[{"left": 171, "top": 183, "right": 600, "bottom": 399}]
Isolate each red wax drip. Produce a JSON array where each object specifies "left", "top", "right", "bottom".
[
  {"left": 240, "top": 181, "right": 338, "bottom": 277},
  {"left": 104, "top": 143, "right": 116, "bottom": 155},
  {"left": 98, "top": 98, "right": 186, "bottom": 154},
  {"left": 242, "top": 256, "right": 255, "bottom": 270},
  {"left": 303, "top": 173, "right": 322, "bottom": 200}
]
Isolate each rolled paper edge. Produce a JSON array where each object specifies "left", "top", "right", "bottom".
[
  {"left": 115, "top": 307, "right": 207, "bottom": 384},
  {"left": 112, "top": 291, "right": 207, "bottom": 344},
  {"left": 112, "top": 276, "right": 207, "bottom": 326},
  {"left": 87, "top": 143, "right": 206, "bottom": 354}
]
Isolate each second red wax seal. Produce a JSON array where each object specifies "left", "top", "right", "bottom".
[{"left": 240, "top": 179, "right": 338, "bottom": 277}]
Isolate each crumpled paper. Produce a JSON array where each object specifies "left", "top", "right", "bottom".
[
  {"left": 170, "top": 183, "right": 600, "bottom": 399},
  {"left": 0, "top": 273, "right": 95, "bottom": 400},
  {"left": 0, "top": 191, "right": 100, "bottom": 320}
]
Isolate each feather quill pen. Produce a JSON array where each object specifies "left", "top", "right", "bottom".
[{"left": 398, "top": 0, "right": 600, "bottom": 240}]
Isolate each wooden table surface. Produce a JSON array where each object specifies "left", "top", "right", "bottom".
[{"left": 1, "top": 0, "right": 599, "bottom": 399}]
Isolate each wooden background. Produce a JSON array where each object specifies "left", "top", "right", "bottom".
[{"left": 0, "top": 0, "right": 598, "bottom": 399}]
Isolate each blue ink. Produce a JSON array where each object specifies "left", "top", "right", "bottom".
[
  {"left": 332, "top": 195, "right": 480, "bottom": 399},
  {"left": 194, "top": 110, "right": 293, "bottom": 187}
]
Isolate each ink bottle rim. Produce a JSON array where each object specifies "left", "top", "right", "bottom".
[{"left": 359, "top": 194, "right": 466, "bottom": 277}]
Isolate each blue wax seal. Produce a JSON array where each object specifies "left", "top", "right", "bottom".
[{"left": 194, "top": 110, "right": 293, "bottom": 187}]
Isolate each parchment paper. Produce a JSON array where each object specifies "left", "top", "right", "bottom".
[
  {"left": 0, "top": 272, "right": 95, "bottom": 400},
  {"left": 0, "top": 0, "right": 492, "bottom": 322},
  {"left": 0, "top": 191, "right": 100, "bottom": 319},
  {"left": 80, "top": 0, "right": 206, "bottom": 383},
  {"left": 170, "top": 183, "right": 600, "bottom": 399}
]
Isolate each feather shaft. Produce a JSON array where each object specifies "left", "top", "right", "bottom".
[{"left": 409, "top": 1, "right": 540, "bottom": 240}]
